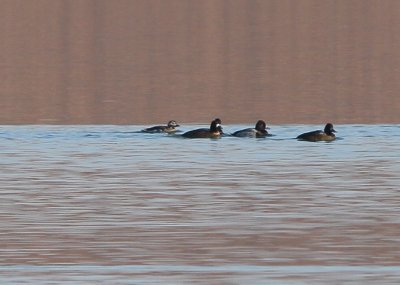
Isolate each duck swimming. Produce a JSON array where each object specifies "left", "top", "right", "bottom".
[
  {"left": 182, "top": 118, "right": 223, "bottom": 138},
  {"left": 142, "top": 120, "right": 180, "bottom": 133},
  {"left": 232, "top": 120, "right": 269, "bottom": 138},
  {"left": 297, "top": 123, "right": 337, "bottom": 142}
]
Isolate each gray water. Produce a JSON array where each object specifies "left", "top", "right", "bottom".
[{"left": 1, "top": 124, "right": 400, "bottom": 284}]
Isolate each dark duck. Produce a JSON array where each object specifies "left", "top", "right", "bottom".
[
  {"left": 232, "top": 120, "right": 270, "bottom": 138},
  {"left": 297, "top": 123, "right": 337, "bottom": 142},
  {"left": 182, "top": 118, "right": 223, "bottom": 138}
]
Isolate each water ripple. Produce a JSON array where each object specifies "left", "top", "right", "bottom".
[{"left": 1, "top": 125, "right": 399, "bottom": 283}]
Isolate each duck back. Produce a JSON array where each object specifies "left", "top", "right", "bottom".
[
  {"left": 297, "top": 128, "right": 336, "bottom": 142},
  {"left": 232, "top": 128, "right": 258, "bottom": 137},
  {"left": 182, "top": 128, "right": 216, "bottom": 138},
  {"left": 142, "top": 125, "right": 166, "bottom": 133}
]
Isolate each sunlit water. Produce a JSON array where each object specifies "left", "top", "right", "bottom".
[{"left": 1, "top": 124, "right": 400, "bottom": 284}]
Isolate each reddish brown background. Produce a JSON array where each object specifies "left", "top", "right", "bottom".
[{"left": 1, "top": 0, "right": 399, "bottom": 124}]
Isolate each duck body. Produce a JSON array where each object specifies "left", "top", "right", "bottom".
[
  {"left": 182, "top": 128, "right": 220, "bottom": 138},
  {"left": 142, "top": 120, "right": 180, "bottom": 133},
  {"left": 297, "top": 123, "right": 336, "bottom": 142},
  {"left": 232, "top": 120, "right": 269, "bottom": 138},
  {"left": 232, "top": 128, "right": 266, "bottom": 138},
  {"left": 182, "top": 118, "right": 223, "bottom": 139}
]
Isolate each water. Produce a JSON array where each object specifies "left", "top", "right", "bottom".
[{"left": 1, "top": 124, "right": 400, "bottom": 284}]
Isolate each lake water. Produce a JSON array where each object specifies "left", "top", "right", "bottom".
[{"left": 1, "top": 124, "right": 400, "bottom": 284}]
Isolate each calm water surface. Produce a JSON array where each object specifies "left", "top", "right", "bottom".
[{"left": 1, "top": 124, "right": 400, "bottom": 284}]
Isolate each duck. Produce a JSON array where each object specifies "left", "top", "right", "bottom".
[
  {"left": 142, "top": 120, "right": 180, "bottom": 133},
  {"left": 232, "top": 120, "right": 269, "bottom": 138},
  {"left": 182, "top": 118, "right": 223, "bottom": 138},
  {"left": 297, "top": 123, "right": 337, "bottom": 142}
]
